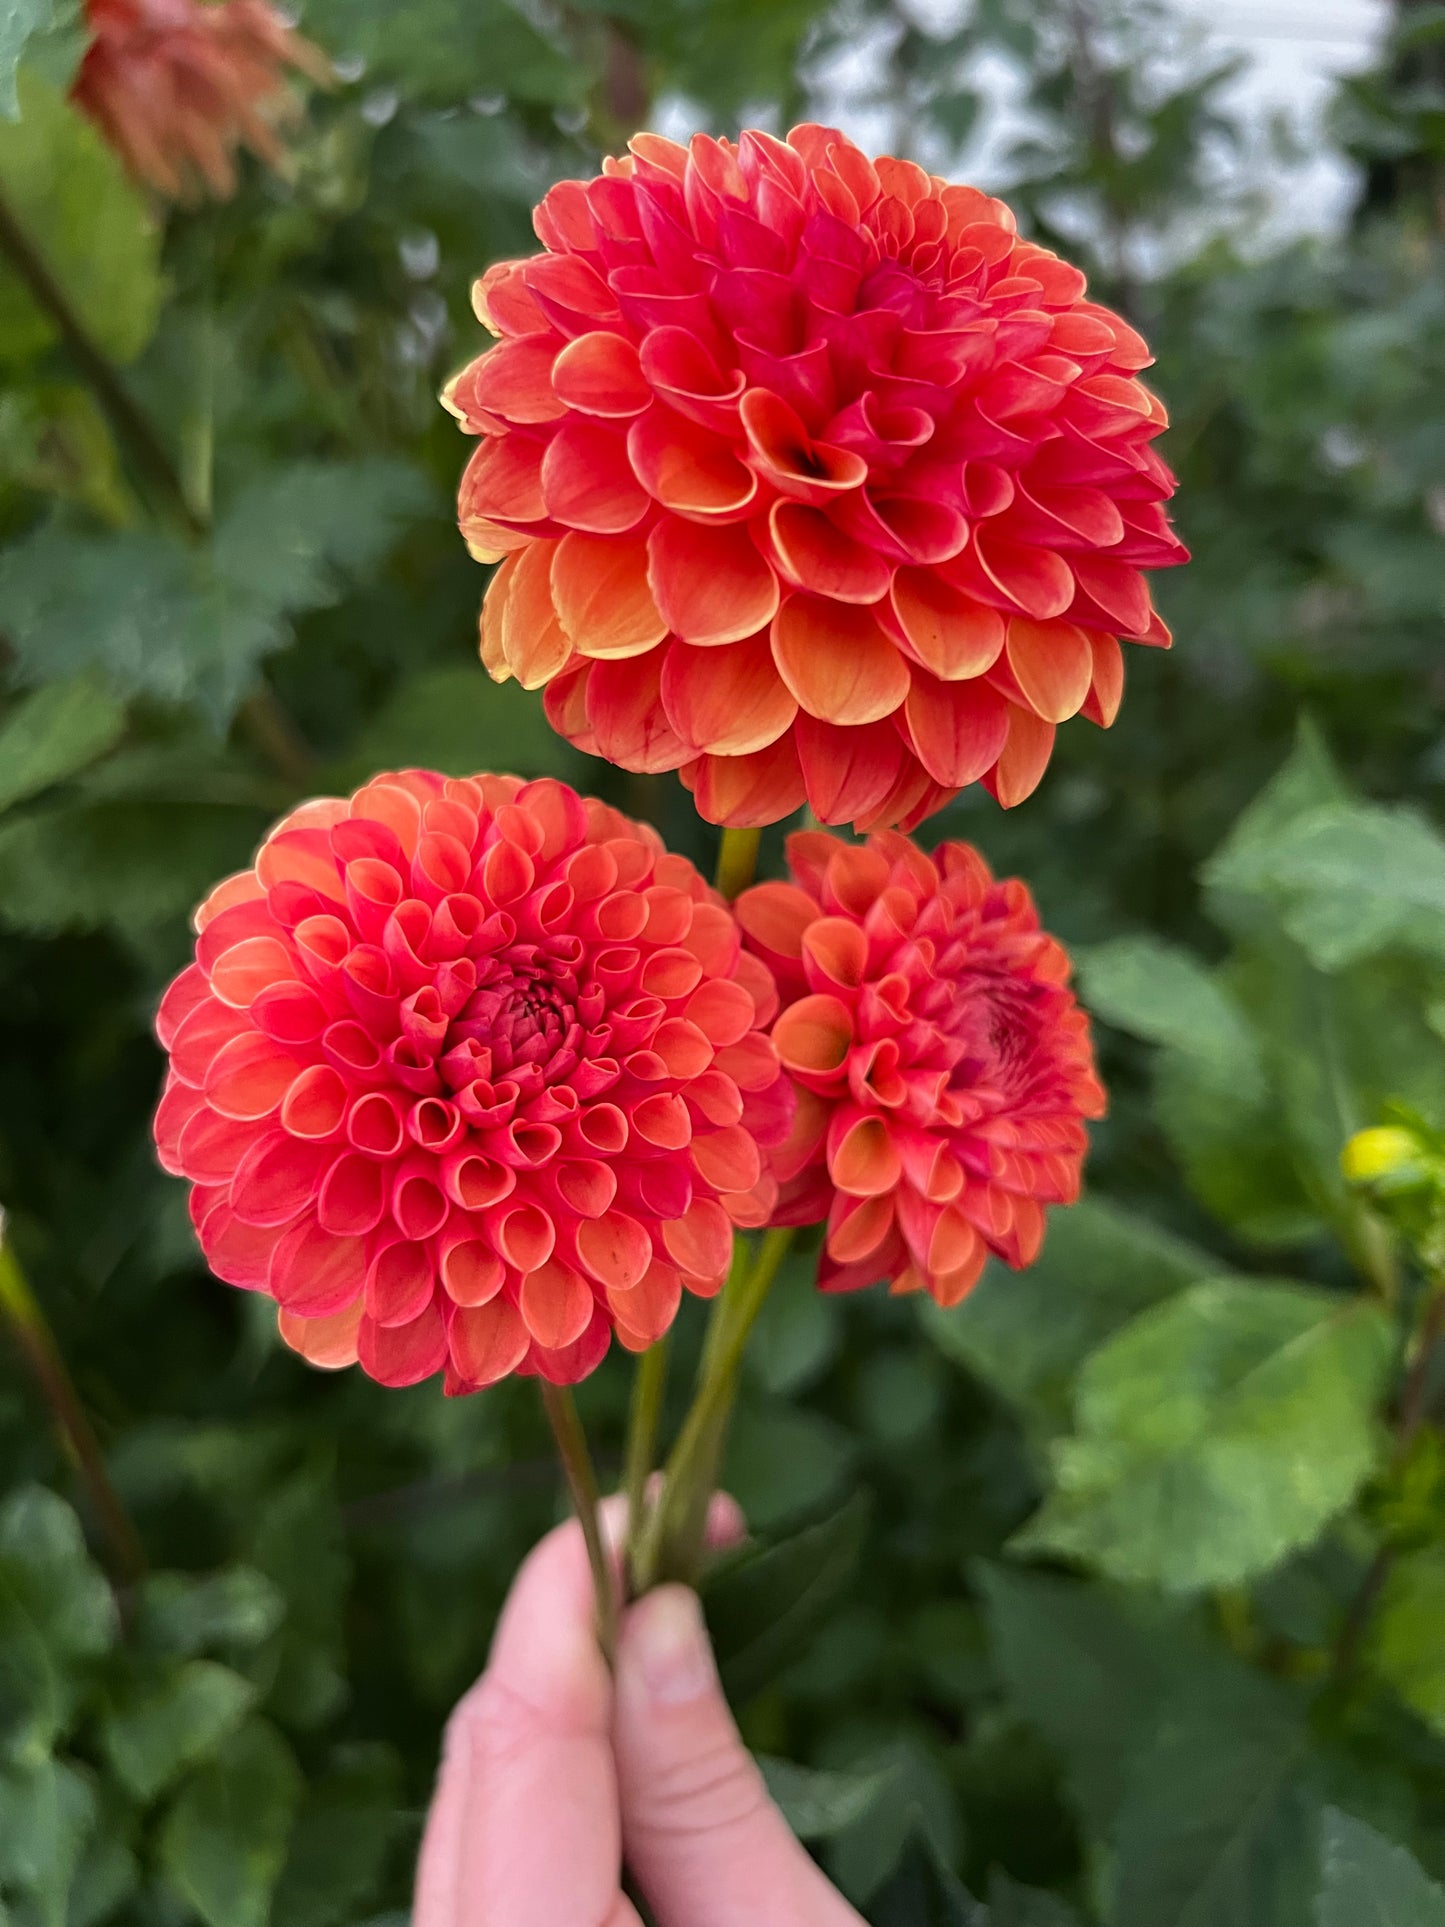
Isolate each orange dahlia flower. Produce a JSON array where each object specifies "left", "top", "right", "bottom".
[
  {"left": 152, "top": 771, "right": 790, "bottom": 1391},
  {"left": 72, "top": 0, "right": 330, "bottom": 200},
  {"left": 738, "top": 830, "right": 1104, "bottom": 1306},
  {"left": 447, "top": 125, "right": 1187, "bottom": 833}
]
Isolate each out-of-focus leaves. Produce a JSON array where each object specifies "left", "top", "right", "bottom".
[
  {"left": 989, "top": 1873, "right": 1083, "bottom": 1925},
  {"left": 100, "top": 1658, "right": 257, "bottom": 1802},
  {"left": 0, "top": 675, "right": 124, "bottom": 814},
  {"left": 757, "top": 1753, "right": 894, "bottom": 1841},
  {"left": 0, "top": 458, "right": 430, "bottom": 722},
  {"left": 862, "top": 1833, "right": 983, "bottom": 1925},
  {"left": 1367, "top": 1546, "right": 1445, "bottom": 1736},
  {"left": 724, "top": 1397, "right": 855, "bottom": 1529},
  {"left": 271, "top": 1744, "right": 403, "bottom": 1927},
  {"left": 1315, "top": 1808, "right": 1445, "bottom": 1927},
  {"left": 747, "top": 1250, "right": 838, "bottom": 1397},
  {"left": 707, "top": 1492, "right": 870, "bottom": 1705},
  {"left": 245, "top": 1467, "right": 350, "bottom": 1731},
  {"left": 0, "top": 382, "right": 132, "bottom": 520},
  {"left": 924, "top": 1197, "right": 1218, "bottom": 1432},
  {"left": 1078, "top": 936, "right": 1265, "bottom": 1087},
  {"left": 327, "top": 662, "right": 577, "bottom": 788},
  {"left": 0, "top": 1486, "right": 116, "bottom": 1760},
  {"left": 0, "top": 74, "right": 160, "bottom": 365},
  {"left": 158, "top": 1717, "right": 302, "bottom": 1927},
  {"left": 1016, "top": 1281, "right": 1393, "bottom": 1591},
  {"left": 827, "top": 1739, "right": 961, "bottom": 1908},
  {"left": 134, "top": 1568, "right": 288, "bottom": 1662},
  {"left": 0, "top": 1755, "right": 95, "bottom": 1927},
  {"left": 0, "top": 0, "right": 81, "bottom": 111},
  {"left": 298, "top": 0, "right": 579, "bottom": 104}
]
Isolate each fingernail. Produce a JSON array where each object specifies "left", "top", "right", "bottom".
[{"left": 633, "top": 1586, "right": 716, "bottom": 1703}]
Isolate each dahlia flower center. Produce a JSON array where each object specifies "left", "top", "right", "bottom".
[
  {"left": 438, "top": 941, "right": 592, "bottom": 1086},
  {"left": 942, "top": 970, "right": 1042, "bottom": 1100}
]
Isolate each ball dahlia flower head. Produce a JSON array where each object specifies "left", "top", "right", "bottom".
[
  {"left": 152, "top": 771, "right": 792, "bottom": 1393},
  {"left": 72, "top": 0, "right": 330, "bottom": 200},
  {"left": 738, "top": 830, "right": 1104, "bottom": 1308},
  {"left": 447, "top": 124, "right": 1188, "bottom": 834}
]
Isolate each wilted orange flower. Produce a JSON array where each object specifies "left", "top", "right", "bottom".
[
  {"left": 738, "top": 830, "right": 1103, "bottom": 1305},
  {"left": 72, "top": 0, "right": 329, "bottom": 200},
  {"left": 447, "top": 125, "right": 1187, "bottom": 833},
  {"left": 153, "top": 771, "right": 790, "bottom": 1391}
]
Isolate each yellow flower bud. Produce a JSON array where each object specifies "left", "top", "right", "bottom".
[{"left": 1341, "top": 1126, "right": 1422, "bottom": 1186}]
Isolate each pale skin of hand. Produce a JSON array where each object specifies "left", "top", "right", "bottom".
[{"left": 414, "top": 1495, "right": 866, "bottom": 1927}]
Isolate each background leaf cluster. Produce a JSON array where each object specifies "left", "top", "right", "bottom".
[{"left": 1, "top": 0, "right": 1443, "bottom": 1919}]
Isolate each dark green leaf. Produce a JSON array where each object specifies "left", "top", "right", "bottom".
[
  {"left": 0, "top": 1486, "right": 116, "bottom": 1760},
  {"left": 158, "top": 1719, "right": 302, "bottom": 1927},
  {"left": 101, "top": 1659, "right": 257, "bottom": 1803},
  {"left": 271, "top": 1745, "right": 403, "bottom": 1927},
  {"left": 0, "top": 676, "right": 125, "bottom": 814},
  {"left": 757, "top": 1753, "right": 894, "bottom": 1841},
  {"left": 327, "top": 663, "right": 577, "bottom": 790},
  {"left": 828, "top": 1740, "right": 961, "bottom": 1909},
  {"left": 134, "top": 1569, "right": 287, "bottom": 1662},
  {"left": 1367, "top": 1546, "right": 1445, "bottom": 1736},
  {"left": 723, "top": 1398, "right": 855, "bottom": 1530},
  {"left": 864, "top": 1834, "right": 984, "bottom": 1926},
  {"left": 0, "top": 1756, "right": 95, "bottom": 1927},
  {"left": 1316, "top": 1808, "right": 1445, "bottom": 1927}
]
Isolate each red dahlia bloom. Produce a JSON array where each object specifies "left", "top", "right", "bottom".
[
  {"left": 447, "top": 125, "right": 1187, "bottom": 833},
  {"left": 72, "top": 0, "right": 329, "bottom": 201},
  {"left": 738, "top": 831, "right": 1104, "bottom": 1306},
  {"left": 153, "top": 772, "right": 790, "bottom": 1391}
]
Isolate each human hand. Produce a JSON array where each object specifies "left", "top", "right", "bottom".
[{"left": 414, "top": 1497, "right": 866, "bottom": 1926}]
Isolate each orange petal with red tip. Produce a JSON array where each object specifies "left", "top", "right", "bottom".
[
  {"left": 1005, "top": 617, "right": 1094, "bottom": 723},
  {"left": 829, "top": 1114, "right": 902, "bottom": 1197},
  {"left": 772, "top": 993, "right": 853, "bottom": 1075},
  {"left": 450, "top": 1296, "right": 530, "bottom": 1386},
  {"left": 551, "top": 532, "right": 666, "bottom": 659},
  {"left": 551, "top": 331, "right": 651, "bottom": 417},
  {"left": 827, "top": 1192, "right": 895, "bottom": 1264},
  {"left": 584, "top": 654, "right": 691, "bottom": 773},
  {"left": 277, "top": 1300, "right": 363, "bottom": 1370},
  {"left": 458, "top": 435, "right": 547, "bottom": 528},
  {"left": 690, "top": 1124, "right": 762, "bottom": 1192},
  {"left": 890, "top": 571, "right": 1005, "bottom": 681},
  {"left": 541, "top": 419, "right": 650, "bottom": 533},
  {"left": 610, "top": 1260, "right": 682, "bottom": 1349},
  {"left": 659, "top": 634, "right": 797, "bottom": 756},
  {"left": 739, "top": 389, "right": 868, "bottom": 500},
  {"left": 629, "top": 408, "right": 758, "bottom": 518},
  {"left": 903, "top": 673, "right": 1010, "bottom": 788},
  {"left": 520, "top": 1257, "right": 595, "bottom": 1348},
  {"left": 648, "top": 519, "right": 780, "bottom": 645},
  {"left": 499, "top": 541, "right": 572, "bottom": 689},
  {"left": 794, "top": 715, "right": 904, "bottom": 827},
  {"left": 440, "top": 1239, "right": 504, "bottom": 1308},
  {"left": 931, "top": 1237, "right": 987, "bottom": 1308},
  {"left": 1070, "top": 555, "right": 1153, "bottom": 636},
  {"left": 734, "top": 880, "right": 816, "bottom": 964},
  {"left": 465, "top": 334, "right": 564, "bottom": 424},
  {"left": 576, "top": 1210, "right": 653, "bottom": 1290},
  {"left": 803, "top": 917, "right": 867, "bottom": 989},
  {"left": 661, "top": 1196, "right": 733, "bottom": 1281},
  {"left": 769, "top": 503, "right": 892, "bottom": 603},
  {"left": 771, "top": 597, "right": 910, "bottom": 726},
  {"left": 685, "top": 738, "right": 807, "bottom": 829},
  {"left": 955, "top": 531, "right": 1074, "bottom": 620},
  {"left": 986, "top": 705, "right": 1056, "bottom": 808},
  {"left": 1082, "top": 631, "right": 1124, "bottom": 726}
]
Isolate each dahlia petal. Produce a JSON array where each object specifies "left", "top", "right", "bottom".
[
  {"left": 931, "top": 1239, "right": 987, "bottom": 1308},
  {"left": 575, "top": 1210, "right": 652, "bottom": 1291},
  {"left": 734, "top": 880, "right": 815, "bottom": 968},
  {"left": 550, "top": 531, "right": 666, "bottom": 659},
  {"left": 1069, "top": 555, "right": 1154, "bottom": 636},
  {"left": 584, "top": 655, "right": 691, "bottom": 774},
  {"left": 794, "top": 715, "right": 905, "bottom": 826},
  {"left": 494, "top": 541, "right": 573, "bottom": 691},
  {"left": 252, "top": 982, "right": 327, "bottom": 1047},
  {"left": 690, "top": 1124, "right": 762, "bottom": 1193},
  {"left": 553, "top": 1159, "right": 618, "bottom": 1219},
  {"left": 230, "top": 1132, "right": 327, "bottom": 1228},
  {"left": 450, "top": 1296, "right": 530, "bottom": 1387},
  {"left": 638, "top": 326, "right": 747, "bottom": 434},
  {"left": 177, "top": 1106, "right": 258, "bottom": 1185},
  {"left": 519, "top": 1257, "right": 594, "bottom": 1349},
  {"left": 1005, "top": 617, "right": 1094, "bottom": 724},
  {"left": 541, "top": 419, "right": 650, "bottom": 533},
  {"left": 739, "top": 389, "right": 867, "bottom": 503},
  {"left": 170, "top": 996, "right": 250, "bottom": 1086},
  {"left": 661, "top": 1197, "right": 732, "bottom": 1283},
  {"left": 1081, "top": 631, "right": 1125, "bottom": 728},
  {"left": 358, "top": 1300, "right": 448, "bottom": 1387},
  {"left": 773, "top": 993, "right": 853, "bottom": 1077},
  {"left": 902, "top": 673, "right": 1010, "bottom": 788},
  {"left": 459, "top": 436, "right": 548, "bottom": 533},
  {"left": 155, "top": 1079, "right": 206, "bottom": 1176},
  {"left": 527, "top": 1304, "right": 613, "bottom": 1385},
  {"left": 197, "top": 1201, "right": 285, "bottom": 1290},
  {"left": 465, "top": 334, "right": 565, "bottom": 424},
  {"left": 609, "top": 1259, "right": 682, "bottom": 1349},
  {"left": 270, "top": 1219, "right": 366, "bottom": 1317},
  {"left": 156, "top": 963, "right": 210, "bottom": 1049},
  {"left": 439, "top": 1237, "right": 505, "bottom": 1308},
  {"left": 889, "top": 571, "right": 1005, "bottom": 681},
  {"left": 628, "top": 408, "right": 758, "bottom": 519},
  {"left": 365, "top": 1239, "right": 435, "bottom": 1327},
  {"left": 647, "top": 520, "right": 780, "bottom": 646},
  {"left": 829, "top": 1113, "right": 902, "bottom": 1197},
  {"left": 492, "top": 1202, "right": 556, "bottom": 1273},
  {"left": 826, "top": 1191, "right": 895, "bottom": 1265},
  {"left": 802, "top": 917, "right": 868, "bottom": 991},
  {"left": 551, "top": 331, "right": 651, "bottom": 417},
  {"left": 684, "top": 738, "right": 808, "bottom": 830},
  {"left": 278, "top": 1300, "right": 364, "bottom": 1371},
  {"left": 205, "top": 1035, "right": 302, "bottom": 1121},
  {"left": 659, "top": 634, "right": 797, "bottom": 758},
  {"left": 771, "top": 597, "right": 910, "bottom": 726},
  {"left": 316, "top": 1151, "right": 387, "bottom": 1235},
  {"left": 767, "top": 502, "right": 892, "bottom": 603},
  {"left": 951, "top": 531, "right": 1075, "bottom": 621},
  {"left": 985, "top": 705, "right": 1056, "bottom": 808}
]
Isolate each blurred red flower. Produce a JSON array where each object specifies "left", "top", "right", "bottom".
[
  {"left": 153, "top": 772, "right": 790, "bottom": 1391},
  {"left": 447, "top": 125, "right": 1187, "bottom": 833},
  {"left": 738, "top": 830, "right": 1104, "bottom": 1306},
  {"left": 72, "top": 0, "right": 329, "bottom": 200}
]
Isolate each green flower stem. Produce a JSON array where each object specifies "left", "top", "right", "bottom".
[
  {"left": 539, "top": 1378, "right": 618, "bottom": 1665},
  {"left": 0, "top": 1209, "right": 145, "bottom": 1587},
  {"left": 0, "top": 184, "right": 206, "bottom": 539},
  {"left": 714, "top": 826, "right": 761, "bottom": 901},
  {"left": 633, "top": 1226, "right": 795, "bottom": 1591},
  {"left": 622, "top": 1336, "right": 669, "bottom": 1594}
]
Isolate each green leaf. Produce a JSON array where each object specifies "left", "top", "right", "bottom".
[
  {"left": 0, "top": 381, "right": 133, "bottom": 521},
  {"left": 328, "top": 663, "right": 578, "bottom": 790},
  {"left": 101, "top": 1660, "right": 257, "bottom": 1803},
  {"left": 158, "top": 1719, "right": 302, "bottom": 1927},
  {"left": 0, "top": 676, "right": 125, "bottom": 814},
  {"left": 0, "top": 0, "right": 49, "bottom": 116},
  {"left": 0, "top": 74, "right": 161, "bottom": 365},
  {"left": 756, "top": 1754, "right": 894, "bottom": 1842},
  {"left": 271, "top": 1745, "right": 402, "bottom": 1927},
  {"left": 857, "top": 1832, "right": 981, "bottom": 1926},
  {"left": 245, "top": 1469, "right": 350, "bottom": 1731},
  {"left": 0, "top": 1756, "right": 95, "bottom": 1927},
  {"left": 706, "top": 1492, "right": 870, "bottom": 1705},
  {"left": 924, "top": 1197, "right": 1220, "bottom": 1432},
  {"left": 826, "top": 1739, "right": 961, "bottom": 1908},
  {"left": 1015, "top": 1280, "right": 1393, "bottom": 1591},
  {"left": 989, "top": 1873, "right": 1083, "bottom": 1926},
  {"left": 1367, "top": 1546, "right": 1445, "bottom": 1736},
  {"left": 723, "top": 1398, "right": 855, "bottom": 1530},
  {"left": 298, "top": 0, "right": 580, "bottom": 103},
  {"left": 1316, "top": 1809, "right": 1445, "bottom": 1927},
  {"left": 746, "top": 1251, "right": 838, "bottom": 1396},
  {"left": 0, "top": 0, "right": 80, "bottom": 110},
  {"left": 0, "top": 459, "right": 429, "bottom": 723},
  {"left": 0, "top": 1486, "right": 116, "bottom": 1760},
  {"left": 1077, "top": 935, "right": 1265, "bottom": 1085},
  {"left": 134, "top": 1568, "right": 287, "bottom": 1662}
]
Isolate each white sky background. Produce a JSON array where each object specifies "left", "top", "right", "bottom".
[{"left": 724, "top": 0, "right": 1395, "bottom": 245}]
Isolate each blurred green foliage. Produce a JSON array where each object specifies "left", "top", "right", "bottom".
[{"left": 0, "top": 0, "right": 1443, "bottom": 1919}]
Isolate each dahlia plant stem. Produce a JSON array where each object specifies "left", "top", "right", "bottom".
[
  {"left": 714, "top": 826, "right": 761, "bottom": 901},
  {"left": 622, "top": 1336, "right": 669, "bottom": 1591},
  {"left": 0, "top": 185, "right": 207, "bottom": 541},
  {"left": 539, "top": 1378, "right": 618, "bottom": 1665},
  {"left": 0, "top": 1210, "right": 146, "bottom": 1587},
  {"left": 633, "top": 1226, "right": 795, "bottom": 1591}
]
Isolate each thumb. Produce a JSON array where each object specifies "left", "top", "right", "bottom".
[{"left": 613, "top": 1586, "right": 864, "bottom": 1927}]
